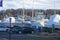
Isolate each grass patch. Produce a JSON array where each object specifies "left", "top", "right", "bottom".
[{"left": 27, "top": 34, "right": 60, "bottom": 38}]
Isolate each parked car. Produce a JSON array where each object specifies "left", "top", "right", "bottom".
[
  {"left": 10, "top": 26, "right": 22, "bottom": 34},
  {"left": 10, "top": 27, "right": 34, "bottom": 34},
  {"left": 0, "top": 26, "right": 10, "bottom": 32},
  {"left": 22, "top": 27, "right": 34, "bottom": 34}
]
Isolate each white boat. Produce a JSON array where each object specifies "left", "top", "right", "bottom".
[
  {"left": 45, "top": 14, "right": 60, "bottom": 28},
  {"left": 1, "top": 16, "right": 23, "bottom": 27}
]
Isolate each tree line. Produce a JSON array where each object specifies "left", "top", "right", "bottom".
[{"left": 0, "top": 9, "right": 60, "bottom": 19}]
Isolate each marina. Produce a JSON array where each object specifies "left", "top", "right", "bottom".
[{"left": 0, "top": 0, "right": 60, "bottom": 40}]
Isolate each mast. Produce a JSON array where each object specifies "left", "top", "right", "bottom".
[
  {"left": 32, "top": 0, "right": 34, "bottom": 20},
  {"left": 54, "top": 0, "right": 56, "bottom": 14},
  {"left": 23, "top": 0, "right": 25, "bottom": 21}
]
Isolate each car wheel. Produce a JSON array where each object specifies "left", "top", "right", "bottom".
[
  {"left": 19, "top": 31, "right": 22, "bottom": 34},
  {"left": 32, "top": 31, "right": 34, "bottom": 34},
  {"left": 6, "top": 29, "right": 9, "bottom": 32}
]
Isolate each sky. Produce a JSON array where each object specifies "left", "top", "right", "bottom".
[{"left": 0, "top": 0, "right": 60, "bottom": 10}]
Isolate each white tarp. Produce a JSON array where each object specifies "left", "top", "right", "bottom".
[
  {"left": 2, "top": 16, "right": 15, "bottom": 23},
  {"left": 45, "top": 14, "right": 60, "bottom": 28}
]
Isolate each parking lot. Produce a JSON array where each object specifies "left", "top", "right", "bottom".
[{"left": 0, "top": 32, "right": 60, "bottom": 40}]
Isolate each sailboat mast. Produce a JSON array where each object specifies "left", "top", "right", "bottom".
[
  {"left": 23, "top": 0, "right": 25, "bottom": 21},
  {"left": 54, "top": 0, "right": 56, "bottom": 14},
  {"left": 32, "top": 0, "right": 34, "bottom": 20}
]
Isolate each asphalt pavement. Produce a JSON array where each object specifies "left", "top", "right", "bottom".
[{"left": 0, "top": 32, "right": 60, "bottom": 40}]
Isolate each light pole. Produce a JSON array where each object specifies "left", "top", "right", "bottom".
[
  {"left": 52, "top": 24, "right": 55, "bottom": 33},
  {"left": 9, "top": 18, "right": 12, "bottom": 40}
]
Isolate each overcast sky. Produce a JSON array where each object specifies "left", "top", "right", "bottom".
[{"left": 0, "top": 0, "right": 60, "bottom": 10}]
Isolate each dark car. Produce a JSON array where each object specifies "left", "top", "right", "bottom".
[
  {"left": 11, "top": 27, "right": 22, "bottom": 34},
  {"left": 22, "top": 27, "right": 34, "bottom": 34},
  {"left": 0, "top": 26, "right": 10, "bottom": 32},
  {"left": 10, "top": 25, "right": 34, "bottom": 34}
]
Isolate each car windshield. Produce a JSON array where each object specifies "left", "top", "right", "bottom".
[{"left": 13, "top": 27, "right": 21, "bottom": 29}]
